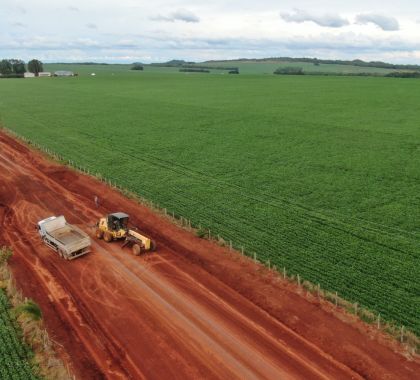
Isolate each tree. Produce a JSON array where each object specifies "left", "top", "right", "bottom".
[
  {"left": 0, "top": 59, "right": 12, "bottom": 75},
  {"left": 28, "top": 59, "right": 43, "bottom": 76},
  {"left": 10, "top": 59, "right": 26, "bottom": 74},
  {"left": 131, "top": 63, "right": 144, "bottom": 71},
  {"left": 273, "top": 67, "right": 304, "bottom": 75}
]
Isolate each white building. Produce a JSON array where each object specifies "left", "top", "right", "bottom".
[
  {"left": 38, "top": 72, "right": 52, "bottom": 77},
  {"left": 24, "top": 72, "right": 35, "bottom": 78},
  {"left": 54, "top": 70, "right": 74, "bottom": 77}
]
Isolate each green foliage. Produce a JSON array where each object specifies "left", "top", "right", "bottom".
[
  {"left": 195, "top": 227, "right": 208, "bottom": 239},
  {"left": 274, "top": 66, "right": 304, "bottom": 75},
  {"left": 14, "top": 301, "right": 42, "bottom": 321},
  {"left": 10, "top": 59, "right": 26, "bottom": 74},
  {"left": 0, "top": 59, "right": 13, "bottom": 75},
  {"left": 0, "top": 247, "right": 13, "bottom": 266},
  {"left": 179, "top": 68, "right": 210, "bottom": 73},
  {"left": 131, "top": 63, "right": 144, "bottom": 71},
  {"left": 28, "top": 59, "right": 43, "bottom": 76},
  {"left": 0, "top": 59, "right": 26, "bottom": 76},
  {"left": 385, "top": 71, "right": 420, "bottom": 78},
  {"left": 0, "top": 67, "right": 419, "bottom": 336},
  {"left": 0, "top": 290, "right": 39, "bottom": 379}
]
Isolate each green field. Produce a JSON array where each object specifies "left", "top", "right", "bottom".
[
  {"left": 192, "top": 60, "right": 398, "bottom": 75},
  {"left": 44, "top": 60, "right": 400, "bottom": 76},
  {"left": 0, "top": 290, "right": 38, "bottom": 379},
  {"left": 0, "top": 66, "right": 419, "bottom": 336}
]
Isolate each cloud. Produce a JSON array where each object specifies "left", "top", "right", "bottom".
[
  {"left": 86, "top": 23, "right": 97, "bottom": 29},
  {"left": 280, "top": 9, "right": 349, "bottom": 28},
  {"left": 151, "top": 9, "right": 200, "bottom": 23},
  {"left": 355, "top": 13, "right": 399, "bottom": 31},
  {"left": 13, "top": 22, "right": 26, "bottom": 28},
  {"left": 68, "top": 6, "right": 79, "bottom": 12},
  {"left": 16, "top": 6, "right": 26, "bottom": 14}
]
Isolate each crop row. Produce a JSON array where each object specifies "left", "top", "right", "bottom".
[{"left": 0, "top": 291, "right": 38, "bottom": 380}]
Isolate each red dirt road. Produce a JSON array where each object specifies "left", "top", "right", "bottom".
[{"left": 0, "top": 131, "right": 419, "bottom": 380}]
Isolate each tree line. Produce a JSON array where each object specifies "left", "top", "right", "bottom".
[
  {"left": 0, "top": 59, "right": 43, "bottom": 77},
  {"left": 208, "top": 57, "right": 420, "bottom": 72}
]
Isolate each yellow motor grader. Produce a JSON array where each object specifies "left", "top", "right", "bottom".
[{"left": 95, "top": 212, "right": 156, "bottom": 255}]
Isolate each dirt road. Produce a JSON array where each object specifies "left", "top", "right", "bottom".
[{"left": 0, "top": 131, "right": 419, "bottom": 380}]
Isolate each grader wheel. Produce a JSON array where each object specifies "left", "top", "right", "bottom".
[
  {"left": 132, "top": 244, "right": 141, "bottom": 256},
  {"left": 96, "top": 229, "right": 104, "bottom": 239},
  {"left": 104, "top": 232, "right": 113, "bottom": 242}
]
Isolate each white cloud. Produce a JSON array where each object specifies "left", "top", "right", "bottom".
[
  {"left": 86, "top": 23, "right": 97, "bottom": 29},
  {"left": 280, "top": 9, "right": 349, "bottom": 28},
  {"left": 151, "top": 8, "right": 200, "bottom": 23},
  {"left": 355, "top": 13, "right": 399, "bottom": 31},
  {"left": 13, "top": 22, "right": 26, "bottom": 28}
]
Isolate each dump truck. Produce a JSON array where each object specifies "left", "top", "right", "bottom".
[
  {"left": 95, "top": 212, "right": 156, "bottom": 255},
  {"left": 37, "top": 216, "right": 91, "bottom": 260}
]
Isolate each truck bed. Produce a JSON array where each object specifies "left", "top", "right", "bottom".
[{"left": 48, "top": 225, "right": 85, "bottom": 245}]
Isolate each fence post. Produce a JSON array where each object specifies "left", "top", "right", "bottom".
[
  {"left": 317, "top": 284, "right": 320, "bottom": 298},
  {"left": 354, "top": 303, "right": 358, "bottom": 316},
  {"left": 283, "top": 267, "right": 286, "bottom": 279},
  {"left": 253, "top": 252, "right": 256, "bottom": 262},
  {"left": 267, "top": 259, "right": 271, "bottom": 269},
  {"left": 335, "top": 292, "right": 338, "bottom": 307},
  {"left": 377, "top": 314, "right": 381, "bottom": 329},
  {"left": 297, "top": 274, "right": 301, "bottom": 287},
  {"left": 401, "top": 326, "right": 404, "bottom": 343},
  {"left": 229, "top": 241, "right": 232, "bottom": 251}
]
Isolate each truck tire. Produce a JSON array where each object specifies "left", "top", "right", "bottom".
[
  {"left": 58, "top": 249, "right": 65, "bottom": 259},
  {"left": 132, "top": 244, "right": 141, "bottom": 256},
  {"left": 104, "top": 232, "right": 113, "bottom": 242},
  {"left": 96, "top": 229, "right": 104, "bottom": 239}
]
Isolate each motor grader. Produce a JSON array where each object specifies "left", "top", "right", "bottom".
[{"left": 95, "top": 212, "right": 156, "bottom": 255}]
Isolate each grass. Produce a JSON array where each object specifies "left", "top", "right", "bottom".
[{"left": 0, "top": 66, "right": 419, "bottom": 337}]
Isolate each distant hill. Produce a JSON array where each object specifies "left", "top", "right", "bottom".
[{"left": 204, "top": 57, "right": 420, "bottom": 71}]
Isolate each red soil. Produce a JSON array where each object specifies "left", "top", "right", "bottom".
[{"left": 0, "top": 130, "right": 419, "bottom": 380}]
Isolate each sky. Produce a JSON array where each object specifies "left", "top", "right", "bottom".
[{"left": 2, "top": 0, "right": 420, "bottom": 64}]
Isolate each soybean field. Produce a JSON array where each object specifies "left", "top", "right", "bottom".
[
  {"left": 0, "top": 67, "right": 419, "bottom": 335},
  {"left": 0, "top": 290, "right": 38, "bottom": 379}
]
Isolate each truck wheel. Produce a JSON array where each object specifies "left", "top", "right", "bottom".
[
  {"left": 96, "top": 229, "right": 104, "bottom": 239},
  {"left": 132, "top": 244, "right": 141, "bottom": 256},
  {"left": 58, "top": 249, "right": 65, "bottom": 259},
  {"left": 104, "top": 232, "right": 113, "bottom": 242}
]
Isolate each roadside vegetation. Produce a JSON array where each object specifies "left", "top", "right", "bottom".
[{"left": 0, "top": 247, "right": 72, "bottom": 379}]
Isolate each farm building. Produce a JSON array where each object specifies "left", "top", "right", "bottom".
[
  {"left": 24, "top": 72, "right": 35, "bottom": 78},
  {"left": 38, "top": 72, "right": 51, "bottom": 77},
  {"left": 54, "top": 70, "right": 74, "bottom": 77}
]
